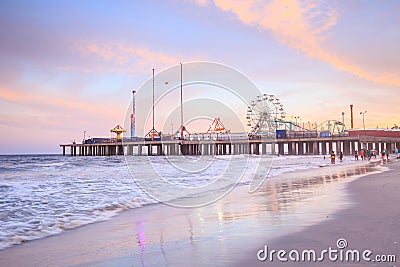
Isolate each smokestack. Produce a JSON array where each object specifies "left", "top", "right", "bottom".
[{"left": 350, "top": 104, "right": 354, "bottom": 129}]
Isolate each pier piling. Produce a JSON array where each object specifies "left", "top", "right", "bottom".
[{"left": 60, "top": 135, "right": 400, "bottom": 157}]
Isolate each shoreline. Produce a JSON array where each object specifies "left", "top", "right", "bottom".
[
  {"left": 235, "top": 159, "right": 400, "bottom": 266},
  {"left": 0, "top": 154, "right": 370, "bottom": 251},
  {"left": 0, "top": 159, "right": 396, "bottom": 266}
]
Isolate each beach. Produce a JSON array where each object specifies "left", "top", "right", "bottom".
[
  {"left": 0, "top": 158, "right": 398, "bottom": 266},
  {"left": 236, "top": 160, "right": 400, "bottom": 266}
]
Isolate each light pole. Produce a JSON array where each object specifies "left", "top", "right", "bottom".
[
  {"left": 341, "top": 112, "right": 345, "bottom": 133},
  {"left": 295, "top": 116, "right": 300, "bottom": 131},
  {"left": 171, "top": 123, "right": 174, "bottom": 135},
  {"left": 83, "top": 130, "right": 86, "bottom": 143},
  {"left": 274, "top": 99, "right": 280, "bottom": 131},
  {"left": 360, "top": 111, "right": 367, "bottom": 149},
  {"left": 360, "top": 111, "right": 367, "bottom": 135}
]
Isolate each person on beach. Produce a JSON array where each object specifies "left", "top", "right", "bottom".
[
  {"left": 385, "top": 149, "right": 389, "bottom": 160},
  {"left": 367, "top": 149, "right": 371, "bottom": 160},
  {"left": 360, "top": 149, "right": 365, "bottom": 160},
  {"left": 396, "top": 148, "right": 399, "bottom": 159},
  {"left": 330, "top": 151, "right": 336, "bottom": 164},
  {"left": 354, "top": 150, "right": 359, "bottom": 160},
  {"left": 381, "top": 150, "right": 386, "bottom": 160},
  {"left": 339, "top": 151, "right": 343, "bottom": 162}
]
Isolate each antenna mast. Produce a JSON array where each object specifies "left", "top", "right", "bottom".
[
  {"left": 180, "top": 63, "right": 183, "bottom": 139},
  {"left": 145, "top": 68, "right": 159, "bottom": 140},
  {"left": 131, "top": 90, "right": 136, "bottom": 138},
  {"left": 152, "top": 68, "right": 155, "bottom": 130}
]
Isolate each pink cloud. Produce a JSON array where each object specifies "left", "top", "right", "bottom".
[
  {"left": 0, "top": 82, "right": 126, "bottom": 145},
  {"left": 199, "top": 0, "right": 400, "bottom": 86},
  {"left": 193, "top": 0, "right": 210, "bottom": 7},
  {"left": 0, "top": 85, "right": 120, "bottom": 118},
  {"left": 76, "top": 41, "right": 194, "bottom": 74}
]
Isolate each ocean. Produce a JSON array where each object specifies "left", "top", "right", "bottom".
[{"left": 0, "top": 154, "right": 383, "bottom": 250}]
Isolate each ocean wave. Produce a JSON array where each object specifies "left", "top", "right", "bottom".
[{"left": 0, "top": 154, "right": 380, "bottom": 250}]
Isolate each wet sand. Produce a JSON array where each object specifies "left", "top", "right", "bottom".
[
  {"left": 235, "top": 160, "right": 400, "bottom": 266},
  {"left": 0, "top": 160, "right": 396, "bottom": 266}
]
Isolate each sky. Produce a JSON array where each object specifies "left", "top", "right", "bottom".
[{"left": 0, "top": 0, "right": 399, "bottom": 154}]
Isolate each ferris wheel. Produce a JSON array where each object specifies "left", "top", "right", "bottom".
[{"left": 246, "top": 94, "right": 286, "bottom": 136}]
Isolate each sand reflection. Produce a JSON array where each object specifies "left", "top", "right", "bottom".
[{"left": 128, "top": 162, "right": 384, "bottom": 266}]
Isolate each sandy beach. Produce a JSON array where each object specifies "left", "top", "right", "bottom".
[
  {"left": 0, "top": 160, "right": 398, "bottom": 266},
  {"left": 236, "top": 160, "right": 400, "bottom": 266}
]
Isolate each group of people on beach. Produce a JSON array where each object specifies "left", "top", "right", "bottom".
[
  {"left": 354, "top": 149, "right": 376, "bottom": 161},
  {"left": 354, "top": 148, "right": 400, "bottom": 161},
  {"left": 329, "top": 147, "right": 399, "bottom": 164},
  {"left": 329, "top": 151, "right": 343, "bottom": 164}
]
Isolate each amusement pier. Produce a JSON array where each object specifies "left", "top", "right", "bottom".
[
  {"left": 60, "top": 66, "right": 400, "bottom": 157},
  {"left": 60, "top": 130, "right": 400, "bottom": 157}
]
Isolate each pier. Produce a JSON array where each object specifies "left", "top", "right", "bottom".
[
  {"left": 60, "top": 84, "right": 400, "bottom": 157},
  {"left": 60, "top": 135, "right": 400, "bottom": 157}
]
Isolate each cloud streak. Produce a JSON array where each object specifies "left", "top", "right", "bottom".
[
  {"left": 77, "top": 41, "right": 193, "bottom": 74},
  {"left": 200, "top": 0, "right": 400, "bottom": 86}
]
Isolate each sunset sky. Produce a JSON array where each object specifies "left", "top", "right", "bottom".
[{"left": 1, "top": 0, "right": 399, "bottom": 154}]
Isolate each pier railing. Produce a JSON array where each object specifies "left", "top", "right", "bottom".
[
  {"left": 62, "top": 133, "right": 400, "bottom": 157},
  {"left": 82, "top": 131, "right": 352, "bottom": 144}
]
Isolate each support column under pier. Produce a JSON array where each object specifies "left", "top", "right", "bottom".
[
  {"left": 336, "top": 141, "right": 341, "bottom": 153},
  {"left": 386, "top": 143, "right": 393, "bottom": 152},
  {"left": 313, "top": 142, "right": 319, "bottom": 155},
  {"left": 321, "top": 142, "right": 327, "bottom": 155},
  {"left": 367, "top": 143, "right": 373, "bottom": 151},
  {"left": 252, "top": 143, "right": 259, "bottom": 155},
  {"left": 127, "top": 145, "right": 133, "bottom": 156},
  {"left": 343, "top": 141, "right": 351, "bottom": 156},
  {"left": 297, "top": 143, "right": 304, "bottom": 155},
  {"left": 357, "top": 142, "right": 362, "bottom": 152},
  {"left": 261, "top": 143, "right": 267, "bottom": 155},
  {"left": 278, "top": 143, "right": 284, "bottom": 155},
  {"left": 180, "top": 144, "right": 186, "bottom": 155},
  {"left": 201, "top": 144, "right": 206, "bottom": 155},
  {"left": 222, "top": 144, "right": 227, "bottom": 155},
  {"left": 380, "top": 143, "right": 385, "bottom": 152},
  {"left": 328, "top": 142, "right": 333, "bottom": 154},
  {"left": 288, "top": 142, "right": 294, "bottom": 155},
  {"left": 157, "top": 145, "right": 162, "bottom": 156},
  {"left": 306, "top": 142, "right": 314, "bottom": 155}
]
